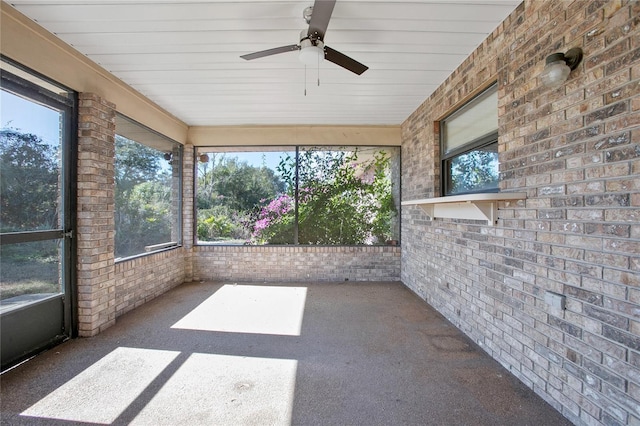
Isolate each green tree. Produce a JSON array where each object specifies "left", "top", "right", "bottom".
[
  {"left": 198, "top": 155, "right": 285, "bottom": 211},
  {"left": 115, "top": 135, "right": 161, "bottom": 193},
  {"left": 114, "top": 135, "right": 172, "bottom": 257},
  {"left": 449, "top": 150, "right": 498, "bottom": 194},
  {"left": 196, "top": 155, "right": 286, "bottom": 242},
  {"left": 270, "top": 148, "right": 396, "bottom": 245},
  {"left": 0, "top": 128, "right": 59, "bottom": 232}
]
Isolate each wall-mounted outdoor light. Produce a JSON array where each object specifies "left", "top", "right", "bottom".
[{"left": 539, "top": 47, "right": 583, "bottom": 89}]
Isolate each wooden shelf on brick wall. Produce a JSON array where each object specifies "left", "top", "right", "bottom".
[{"left": 402, "top": 192, "right": 526, "bottom": 226}]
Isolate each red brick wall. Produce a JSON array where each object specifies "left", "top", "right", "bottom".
[{"left": 401, "top": 1, "right": 639, "bottom": 424}]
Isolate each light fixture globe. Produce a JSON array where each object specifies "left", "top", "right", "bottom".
[
  {"left": 299, "top": 39, "right": 325, "bottom": 65},
  {"left": 540, "top": 47, "right": 583, "bottom": 89},
  {"left": 540, "top": 53, "right": 571, "bottom": 88}
]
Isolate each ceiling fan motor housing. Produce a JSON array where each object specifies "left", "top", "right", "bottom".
[{"left": 299, "top": 29, "right": 321, "bottom": 45}]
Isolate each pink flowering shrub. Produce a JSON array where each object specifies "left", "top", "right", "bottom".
[{"left": 248, "top": 194, "right": 295, "bottom": 244}]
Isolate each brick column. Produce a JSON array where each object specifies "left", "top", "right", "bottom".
[
  {"left": 182, "top": 144, "right": 194, "bottom": 282},
  {"left": 170, "top": 143, "right": 182, "bottom": 243},
  {"left": 76, "top": 93, "right": 116, "bottom": 336}
]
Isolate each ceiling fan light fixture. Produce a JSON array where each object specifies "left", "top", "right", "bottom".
[{"left": 299, "top": 39, "right": 324, "bottom": 65}]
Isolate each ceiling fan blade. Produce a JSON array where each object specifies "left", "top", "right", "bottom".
[
  {"left": 241, "top": 44, "right": 300, "bottom": 60},
  {"left": 324, "top": 46, "right": 368, "bottom": 75},
  {"left": 307, "top": 0, "right": 336, "bottom": 40}
]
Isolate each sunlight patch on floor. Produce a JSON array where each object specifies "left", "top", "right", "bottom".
[
  {"left": 131, "top": 353, "right": 298, "bottom": 426},
  {"left": 171, "top": 284, "right": 307, "bottom": 336},
  {"left": 20, "top": 347, "right": 179, "bottom": 424}
]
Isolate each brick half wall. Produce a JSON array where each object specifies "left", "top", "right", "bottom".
[
  {"left": 114, "top": 248, "right": 186, "bottom": 317},
  {"left": 193, "top": 245, "right": 401, "bottom": 282}
]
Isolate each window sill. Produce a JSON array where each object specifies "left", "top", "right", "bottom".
[
  {"left": 401, "top": 192, "right": 526, "bottom": 226},
  {"left": 115, "top": 243, "right": 181, "bottom": 263}
]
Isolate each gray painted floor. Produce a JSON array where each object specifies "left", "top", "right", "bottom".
[{"left": 1, "top": 281, "right": 571, "bottom": 425}]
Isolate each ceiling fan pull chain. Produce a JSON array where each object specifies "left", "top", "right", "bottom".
[{"left": 304, "top": 64, "right": 307, "bottom": 96}]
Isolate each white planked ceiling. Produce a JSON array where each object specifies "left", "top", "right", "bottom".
[{"left": 7, "top": 0, "right": 520, "bottom": 126}]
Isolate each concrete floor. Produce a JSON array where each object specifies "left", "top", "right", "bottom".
[{"left": 1, "top": 281, "right": 571, "bottom": 426}]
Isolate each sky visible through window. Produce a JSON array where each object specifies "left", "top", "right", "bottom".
[
  {"left": 1, "top": 90, "right": 61, "bottom": 147},
  {"left": 204, "top": 151, "right": 286, "bottom": 172}
]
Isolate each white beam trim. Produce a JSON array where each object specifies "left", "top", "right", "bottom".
[{"left": 188, "top": 125, "right": 401, "bottom": 147}]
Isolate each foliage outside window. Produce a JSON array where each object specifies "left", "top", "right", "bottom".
[
  {"left": 196, "top": 146, "right": 400, "bottom": 245},
  {"left": 1, "top": 127, "right": 61, "bottom": 233},
  {"left": 1, "top": 72, "right": 72, "bottom": 301},
  {"left": 1, "top": 125, "right": 63, "bottom": 296},
  {"left": 0, "top": 125, "right": 64, "bottom": 298},
  {"left": 441, "top": 84, "right": 499, "bottom": 195},
  {"left": 115, "top": 115, "right": 182, "bottom": 259}
]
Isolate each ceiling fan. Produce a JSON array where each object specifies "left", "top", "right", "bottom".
[{"left": 240, "top": 0, "right": 368, "bottom": 75}]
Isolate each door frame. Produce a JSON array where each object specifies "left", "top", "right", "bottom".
[{"left": 0, "top": 58, "right": 77, "bottom": 370}]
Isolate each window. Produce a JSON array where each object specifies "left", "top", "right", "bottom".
[
  {"left": 115, "top": 115, "right": 182, "bottom": 259},
  {"left": 196, "top": 146, "right": 400, "bottom": 246},
  {"left": 441, "top": 84, "right": 499, "bottom": 195}
]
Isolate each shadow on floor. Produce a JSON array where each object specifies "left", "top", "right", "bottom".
[{"left": 0, "top": 281, "right": 572, "bottom": 425}]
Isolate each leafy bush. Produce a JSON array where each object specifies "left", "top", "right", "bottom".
[
  {"left": 197, "top": 206, "right": 252, "bottom": 242},
  {"left": 198, "top": 214, "right": 234, "bottom": 240},
  {"left": 256, "top": 148, "right": 396, "bottom": 245}
]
